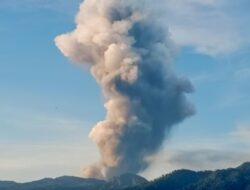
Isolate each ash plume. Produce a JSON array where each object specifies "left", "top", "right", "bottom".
[{"left": 55, "top": 0, "right": 194, "bottom": 179}]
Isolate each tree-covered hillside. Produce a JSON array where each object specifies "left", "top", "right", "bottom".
[
  {"left": 125, "top": 162, "right": 250, "bottom": 190},
  {"left": 1, "top": 163, "right": 250, "bottom": 190}
]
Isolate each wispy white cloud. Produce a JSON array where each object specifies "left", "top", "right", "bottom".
[
  {"left": 141, "top": 133, "right": 250, "bottom": 179},
  {"left": 157, "top": 0, "right": 250, "bottom": 56},
  {"left": 1, "top": 0, "right": 249, "bottom": 56},
  {"left": 141, "top": 147, "right": 250, "bottom": 180},
  {"left": 0, "top": 111, "right": 92, "bottom": 131},
  {"left": 141, "top": 122, "right": 250, "bottom": 180},
  {"left": 0, "top": 108, "right": 95, "bottom": 145},
  {"left": 0, "top": 143, "right": 98, "bottom": 182},
  {"left": 231, "top": 123, "right": 250, "bottom": 142}
]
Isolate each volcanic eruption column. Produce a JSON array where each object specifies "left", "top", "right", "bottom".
[{"left": 55, "top": 0, "right": 194, "bottom": 179}]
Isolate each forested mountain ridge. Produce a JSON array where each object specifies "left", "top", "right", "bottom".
[
  {"left": 0, "top": 173, "right": 147, "bottom": 190},
  {"left": 125, "top": 162, "right": 250, "bottom": 190},
  {"left": 1, "top": 162, "right": 250, "bottom": 190}
]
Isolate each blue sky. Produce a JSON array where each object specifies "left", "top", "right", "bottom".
[{"left": 0, "top": 0, "right": 250, "bottom": 182}]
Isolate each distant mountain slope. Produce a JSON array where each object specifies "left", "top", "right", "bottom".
[
  {"left": 0, "top": 174, "right": 146, "bottom": 190},
  {"left": 0, "top": 176, "right": 105, "bottom": 190},
  {"left": 0, "top": 181, "right": 19, "bottom": 189},
  {"left": 1, "top": 163, "right": 250, "bottom": 190},
  {"left": 125, "top": 162, "right": 250, "bottom": 190},
  {"left": 184, "top": 162, "right": 250, "bottom": 190},
  {"left": 125, "top": 170, "right": 211, "bottom": 190},
  {"left": 100, "top": 173, "right": 148, "bottom": 190}
]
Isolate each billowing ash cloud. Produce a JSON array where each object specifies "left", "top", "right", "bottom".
[{"left": 55, "top": 0, "right": 194, "bottom": 179}]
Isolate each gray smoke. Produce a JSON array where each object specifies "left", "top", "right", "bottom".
[{"left": 55, "top": 0, "right": 194, "bottom": 179}]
